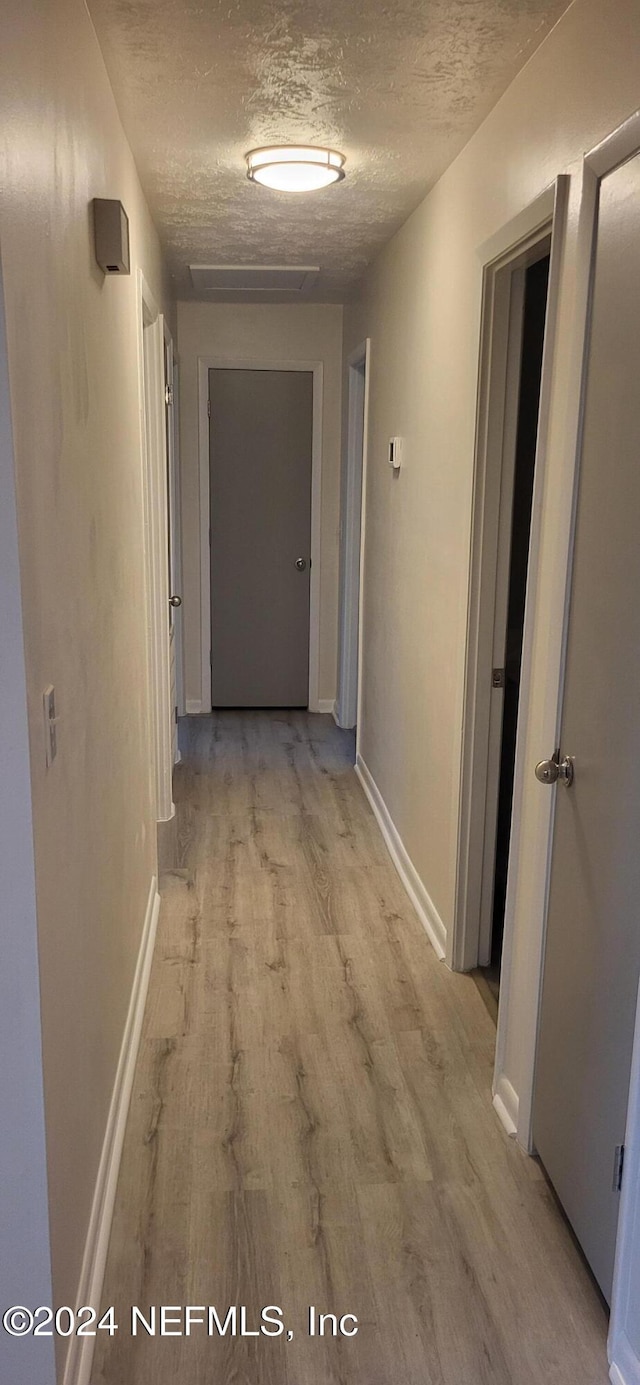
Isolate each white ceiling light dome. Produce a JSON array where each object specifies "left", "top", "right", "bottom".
[{"left": 245, "top": 145, "right": 346, "bottom": 192}]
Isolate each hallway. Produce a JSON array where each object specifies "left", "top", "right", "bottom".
[{"left": 93, "top": 711, "right": 608, "bottom": 1385}]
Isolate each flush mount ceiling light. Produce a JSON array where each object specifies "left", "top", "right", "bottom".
[{"left": 245, "top": 145, "right": 346, "bottom": 193}]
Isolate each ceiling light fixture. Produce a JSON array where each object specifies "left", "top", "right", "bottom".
[{"left": 245, "top": 145, "right": 346, "bottom": 193}]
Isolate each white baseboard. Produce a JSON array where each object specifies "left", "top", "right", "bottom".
[
  {"left": 185, "top": 699, "right": 203, "bottom": 714},
  {"left": 63, "top": 878, "right": 160, "bottom": 1385},
  {"left": 355, "top": 753, "right": 447, "bottom": 961},
  {"left": 492, "top": 1073, "right": 519, "bottom": 1138},
  {"left": 332, "top": 698, "right": 357, "bottom": 731},
  {"left": 609, "top": 1349, "right": 640, "bottom": 1385},
  {"left": 332, "top": 700, "right": 356, "bottom": 729}
]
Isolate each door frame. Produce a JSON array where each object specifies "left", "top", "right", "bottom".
[
  {"left": 453, "top": 180, "right": 566, "bottom": 974},
  {"left": 163, "top": 322, "right": 185, "bottom": 732},
  {"left": 197, "top": 356, "right": 324, "bottom": 712},
  {"left": 138, "top": 272, "right": 173, "bottom": 822},
  {"left": 336, "top": 339, "right": 370, "bottom": 731},
  {"left": 483, "top": 109, "right": 640, "bottom": 1157}
]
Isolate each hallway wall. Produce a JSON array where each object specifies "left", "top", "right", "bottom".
[
  {"left": 177, "top": 302, "right": 343, "bottom": 709},
  {"left": 0, "top": 0, "right": 172, "bottom": 1354},
  {"left": 343, "top": 0, "right": 640, "bottom": 1089}
]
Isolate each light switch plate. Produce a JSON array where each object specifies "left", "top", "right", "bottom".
[{"left": 43, "top": 685, "right": 57, "bottom": 767}]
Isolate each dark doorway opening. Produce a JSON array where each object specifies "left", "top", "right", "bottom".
[{"left": 477, "top": 252, "right": 551, "bottom": 1016}]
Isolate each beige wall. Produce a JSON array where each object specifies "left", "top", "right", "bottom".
[
  {"left": 177, "top": 302, "right": 343, "bottom": 707},
  {"left": 0, "top": 0, "right": 172, "bottom": 1350},
  {"left": 343, "top": 0, "right": 640, "bottom": 1102}
]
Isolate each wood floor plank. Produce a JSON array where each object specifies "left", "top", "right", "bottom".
[
  {"left": 92, "top": 711, "right": 609, "bottom": 1385},
  {"left": 357, "top": 1178, "right": 515, "bottom": 1385}
]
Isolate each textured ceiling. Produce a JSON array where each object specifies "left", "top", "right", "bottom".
[{"left": 88, "top": 0, "right": 570, "bottom": 301}]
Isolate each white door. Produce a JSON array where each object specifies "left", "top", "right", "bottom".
[
  {"left": 533, "top": 148, "right": 640, "bottom": 1303},
  {"left": 164, "top": 335, "right": 182, "bottom": 761}
]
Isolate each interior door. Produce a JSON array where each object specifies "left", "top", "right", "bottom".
[
  {"left": 164, "top": 336, "right": 181, "bottom": 761},
  {"left": 209, "top": 368, "right": 313, "bottom": 707},
  {"left": 534, "top": 149, "right": 640, "bottom": 1303}
]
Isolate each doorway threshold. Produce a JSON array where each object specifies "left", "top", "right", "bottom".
[{"left": 471, "top": 967, "right": 500, "bottom": 1025}]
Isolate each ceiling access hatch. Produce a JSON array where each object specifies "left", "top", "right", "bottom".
[{"left": 189, "top": 264, "right": 319, "bottom": 294}]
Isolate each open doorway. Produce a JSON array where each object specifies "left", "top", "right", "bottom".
[
  {"left": 478, "top": 251, "right": 550, "bottom": 1013},
  {"left": 336, "top": 340, "right": 369, "bottom": 736},
  {"left": 453, "top": 193, "right": 561, "bottom": 1007}
]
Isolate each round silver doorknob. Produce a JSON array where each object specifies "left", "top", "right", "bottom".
[
  {"left": 295, "top": 558, "right": 307, "bottom": 571},
  {"left": 535, "top": 753, "right": 574, "bottom": 787},
  {"left": 535, "top": 757, "right": 559, "bottom": 784},
  {"left": 169, "top": 594, "right": 182, "bottom": 607}
]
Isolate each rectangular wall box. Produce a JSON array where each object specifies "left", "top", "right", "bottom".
[
  {"left": 388, "top": 437, "right": 403, "bottom": 470},
  {"left": 93, "top": 199, "right": 130, "bottom": 275}
]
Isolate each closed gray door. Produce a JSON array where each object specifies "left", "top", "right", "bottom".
[
  {"left": 209, "top": 369, "right": 313, "bottom": 707},
  {"left": 534, "top": 150, "right": 640, "bottom": 1302}
]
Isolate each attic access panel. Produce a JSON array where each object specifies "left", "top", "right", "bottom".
[{"left": 189, "top": 264, "right": 319, "bottom": 294}]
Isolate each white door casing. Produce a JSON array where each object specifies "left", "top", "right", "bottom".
[
  {"left": 138, "top": 273, "right": 173, "bottom": 823},
  {"left": 336, "top": 340, "right": 370, "bottom": 731},
  {"left": 453, "top": 180, "right": 566, "bottom": 976}
]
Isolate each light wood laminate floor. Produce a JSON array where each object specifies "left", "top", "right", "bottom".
[{"left": 93, "top": 711, "right": 609, "bottom": 1385}]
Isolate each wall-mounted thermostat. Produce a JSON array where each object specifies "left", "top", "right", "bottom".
[
  {"left": 93, "top": 198, "right": 130, "bottom": 275},
  {"left": 388, "top": 437, "right": 403, "bottom": 471}
]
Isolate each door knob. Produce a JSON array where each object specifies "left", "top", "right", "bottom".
[
  {"left": 295, "top": 558, "right": 307, "bottom": 571},
  {"left": 169, "top": 594, "right": 182, "bottom": 607},
  {"left": 535, "top": 751, "right": 574, "bottom": 787}
]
